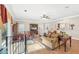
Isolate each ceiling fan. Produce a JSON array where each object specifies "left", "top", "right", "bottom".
[{"left": 41, "top": 14, "right": 50, "bottom": 19}]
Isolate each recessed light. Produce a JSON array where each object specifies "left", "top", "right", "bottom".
[
  {"left": 24, "top": 10, "right": 27, "bottom": 12},
  {"left": 65, "top": 6, "right": 69, "bottom": 8}
]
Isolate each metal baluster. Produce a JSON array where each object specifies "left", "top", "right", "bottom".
[
  {"left": 17, "top": 37, "right": 20, "bottom": 53},
  {"left": 6, "top": 36, "right": 8, "bottom": 53},
  {"left": 10, "top": 36, "right": 11, "bottom": 54},
  {"left": 12, "top": 36, "right": 14, "bottom": 54},
  {"left": 25, "top": 33, "right": 27, "bottom": 54},
  {"left": 13, "top": 36, "right": 15, "bottom": 54}
]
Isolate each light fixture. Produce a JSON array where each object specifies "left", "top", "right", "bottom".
[
  {"left": 24, "top": 9, "right": 27, "bottom": 12},
  {"left": 41, "top": 14, "right": 50, "bottom": 19},
  {"left": 65, "top": 6, "right": 69, "bottom": 8}
]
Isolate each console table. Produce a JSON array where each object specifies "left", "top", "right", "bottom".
[{"left": 58, "top": 36, "right": 71, "bottom": 52}]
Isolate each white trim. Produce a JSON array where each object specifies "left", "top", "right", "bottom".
[{"left": 72, "top": 37, "right": 79, "bottom": 40}]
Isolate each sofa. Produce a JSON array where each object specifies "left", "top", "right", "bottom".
[
  {"left": 41, "top": 31, "right": 59, "bottom": 49},
  {"left": 41, "top": 30, "right": 71, "bottom": 50}
]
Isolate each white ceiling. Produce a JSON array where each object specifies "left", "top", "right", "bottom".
[{"left": 5, "top": 4, "right": 79, "bottom": 20}]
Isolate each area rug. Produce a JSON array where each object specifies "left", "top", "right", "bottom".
[
  {"left": 27, "top": 41, "right": 45, "bottom": 53},
  {"left": 27, "top": 40, "right": 34, "bottom": 45}
]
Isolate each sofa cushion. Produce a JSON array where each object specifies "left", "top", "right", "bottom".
[{"left": 51, "top": 32, "right": 59, "bottom": 38}]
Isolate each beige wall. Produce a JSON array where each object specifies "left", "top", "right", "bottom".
[
  {"left": 56, "top": 17, "right": 79, "bottom": 40},
  {"left": 16, "top": 19, "right": 59, "bottom": 35},
  {"left": 16, "top": 16, "right": 79, "bottom": 40},
  {"left": 24, "top": 19, "right": 55, "bottom": 35}
]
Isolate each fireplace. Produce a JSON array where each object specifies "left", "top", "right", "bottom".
[{"left": 30, "top": 24, "right": 38, "bottom": 34}]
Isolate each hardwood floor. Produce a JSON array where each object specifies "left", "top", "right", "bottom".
[{"left": 29, "top": 39, "right": 79, "bottom": 54}]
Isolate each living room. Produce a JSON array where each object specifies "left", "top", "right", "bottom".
[{"left": 0, "top": 4, "right": 79, "bottom": 54}]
